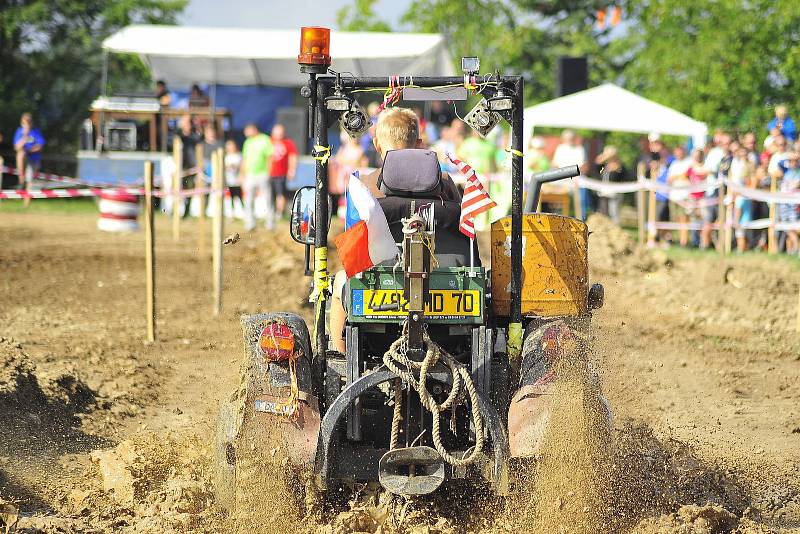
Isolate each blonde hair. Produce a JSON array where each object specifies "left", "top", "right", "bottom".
[{"left": 375, "top": 108, "right": 419, "bottom": 151}]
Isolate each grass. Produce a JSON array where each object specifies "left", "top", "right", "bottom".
[{"left": 0, "top": 198, "right": 98, "bottom": 214}]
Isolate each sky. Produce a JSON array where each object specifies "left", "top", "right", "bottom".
[{"left": 180, "top": 0, "right": 411, "bottom": 30}]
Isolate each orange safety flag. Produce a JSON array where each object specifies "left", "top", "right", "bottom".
[
  {"left": 610, "top": 6, "right": 622, "bottom": 26},
  {"left": 596, "top": 9, "right": 606, "bottom": 28}
]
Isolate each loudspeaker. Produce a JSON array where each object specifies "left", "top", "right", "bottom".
[
  {"left": 556, "top": 56, "right": 588, "bottom": 97},
  {"left": 276, "top": 107, "right": 308, "bottom": 153}
]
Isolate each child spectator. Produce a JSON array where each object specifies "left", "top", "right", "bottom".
[
  {"left": 13, "top": 112, "right": 45, "bottom": 188},
  {"left": 224, "top": 139, "right": 243, "bottom": 214},
  {"left": 768, "top": 105, "right": 797, "bottom": 143}
]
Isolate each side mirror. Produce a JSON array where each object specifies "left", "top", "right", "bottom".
[{"left": 290, "top": 186, "right": 316, "bottom": 245}]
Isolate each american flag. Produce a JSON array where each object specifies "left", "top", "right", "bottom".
[{"left": 448, "top": 155, "right": 497, "bottom": 239}]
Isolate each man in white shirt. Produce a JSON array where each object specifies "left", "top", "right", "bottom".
[{"left": 552, "top": 130, "right": 589, "bottom": 219}]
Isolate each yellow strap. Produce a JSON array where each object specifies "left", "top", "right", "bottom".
[
  {"left": 311, "top": 246, "right": 329, "bottom": 342},
  {"left": 505, "top": 147, "right": 524, "bottom": 158},
  {"left": 313, "top": 145, "right": 331, "bottom": 165},
  {"left": 507, "top": 321, "right": 523, "bottom": 372}
]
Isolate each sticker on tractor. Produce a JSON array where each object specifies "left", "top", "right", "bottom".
[
  {"left": 254, "top": 399, "right": 296, "bottom": 416},
  {"left": 352, "top": 289, "right": 480, "bottom": 318}
]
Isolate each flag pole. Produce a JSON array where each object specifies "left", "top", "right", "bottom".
[{"left": 470, "top": 237, "right": 475, "bottom": 271}]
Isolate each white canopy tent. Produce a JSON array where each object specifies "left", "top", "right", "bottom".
[
  {"left": 102, "top": 25, "right": 455, "bottom": 87},
  {"left": 524, "top": 83, "right": 708, "bottom": 148}
]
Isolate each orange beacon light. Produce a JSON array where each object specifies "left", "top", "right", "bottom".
[{"left": 298, "top": 26, "right": 331, "bottom": 73}]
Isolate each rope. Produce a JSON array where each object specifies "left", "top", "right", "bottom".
[{"left": 382, "top": 331, "right": 484, "bottom": 467}]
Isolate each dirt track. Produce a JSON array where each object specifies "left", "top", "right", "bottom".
[{"left": 1, "top": 210, "right": 799, "bottom": 533}]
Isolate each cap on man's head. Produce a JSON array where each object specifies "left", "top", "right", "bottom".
[{"left": 647, "top": 132, "right": 661, "bottom": 142}]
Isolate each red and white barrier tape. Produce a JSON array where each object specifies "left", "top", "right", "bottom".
[
  {"left": 647, "top": 221, "right": 719, "bottom": 231},
  {"left": 0, "top": 186, "right": 223, "bottom": 200}
]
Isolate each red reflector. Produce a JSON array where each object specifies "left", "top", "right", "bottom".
[{"left": 259, "top": 323, "right": 295, "bottom": 361}]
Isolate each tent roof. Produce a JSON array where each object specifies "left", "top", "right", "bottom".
[
  {"left": 524, "top": 83, "right": 707, "bottom": 144},
  {"left": 103, "top": 25, "right": 455, "bottom": 87}
]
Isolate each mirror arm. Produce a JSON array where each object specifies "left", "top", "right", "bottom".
[{"left": 304, "top": 244, "right": 313, "bottom": 277}]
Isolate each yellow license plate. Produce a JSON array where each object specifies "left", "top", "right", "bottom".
[{"left": 357, "top": 289, "right": 480, "bottom": 317}]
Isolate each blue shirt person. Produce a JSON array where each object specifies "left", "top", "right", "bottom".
[
  {"left": 13, "top": 113, "right": 45, "bottom": 184},
  {"left": 767, "top": 105, "right": 797, "bottom": 143}
]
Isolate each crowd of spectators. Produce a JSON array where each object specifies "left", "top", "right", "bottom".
[{"left": 640, "top": 105, "right": 800, "bottom": 255}]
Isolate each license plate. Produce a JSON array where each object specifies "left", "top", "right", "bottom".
[{"left": 352, "top": 289, "right": 480, "bottom": 318}]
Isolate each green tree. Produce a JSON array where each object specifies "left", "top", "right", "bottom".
[
  {"left": 0, "top": 0, "right": 186, "bottom": 163},
  {"left": 620, "top": 0, "right": 800, "bottom": 133},
  {"left": 336, "top": 0, "right": 392, "bottom": 32},
  {"left": 402, "top": 0, "right": 615, "bottom": 103}
]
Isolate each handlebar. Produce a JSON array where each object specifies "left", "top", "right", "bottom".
[{"left": 524, "top": 164, "right": 581, "bottom": 213}]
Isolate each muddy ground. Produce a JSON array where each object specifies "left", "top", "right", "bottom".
[{"left": 0, "top": 208, "right": 798, "bottom": 533}]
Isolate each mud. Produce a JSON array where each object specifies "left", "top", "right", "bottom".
[{"left": 1, "top": 211, "right": 799, "bottom": 532}]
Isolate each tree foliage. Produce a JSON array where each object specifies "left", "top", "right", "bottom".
[
  {"left": 336, "top": 0, "right": 392, "bottom": 32},
  {"left": 621, "top": 0, "right": 800, "bottom": 133},
  {"left": 0, "top": 0, "right": 186, "bottom": 158}
]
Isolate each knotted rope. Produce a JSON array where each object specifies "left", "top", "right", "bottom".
[{"left": 382, "top": 331, "right": 484, "bottom": 467}]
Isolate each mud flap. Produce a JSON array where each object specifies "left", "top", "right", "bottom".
[{"left": 378, "top": 446, "right": 445, "bottom": 496}]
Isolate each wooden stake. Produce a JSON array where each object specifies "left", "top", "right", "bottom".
[
  {"left": 144, "top": 161, "right": 156, "bottom": 343},
  {"left": 196, "top": 143, "right": 206, "bottom": 256},
  {"left": 648, "top": 189, "right": 657, "bottom": 244},
  {"left": 212, "top": 149, "right": 224, "bottom": 316},
  {"left": 796, "top": 282, "right": 800, "bottom": 333},
  {"left": 173, "top": 136, "right": 183, "bottom": 242},
  {"left": 768, "top": 176, "right": 778, "bottom": 254},
  {"left": 723, "top": 194, "right": 732, "bottom": 255},
  {"left": 715, "top": 181, "right": 725, "bottom": 253},
  {"left": 637, "top": 175, "right": 646, "bottom": 244}
]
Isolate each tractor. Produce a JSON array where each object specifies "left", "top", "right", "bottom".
[{"left": 213, "top": 27, "right": 605, "bottom": 515}]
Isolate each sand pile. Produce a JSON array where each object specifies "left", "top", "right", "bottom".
[
  {"left": 586, "top": 214, "right": 670, "bottom": 274},
  {"left": 0, "top": 337, "right": 96, "bottom": 426}
]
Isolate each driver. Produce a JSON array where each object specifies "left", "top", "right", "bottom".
[{"left": 329, "top": 107, "right": 462, "bottom": 354}]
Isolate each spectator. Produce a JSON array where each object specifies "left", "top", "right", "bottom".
[
  {"left": 526, "top": 136, "right": 551, "bottom": 174},
  {"left": 553, "top": 129, "right": 589, "bottom": 219},
  {"left": 684, "top": 148, "right": 708, "bottom": 247},
  {"left": 768, "top": 135, "right": 790, "bottom": 177},
  {"left": 361, "top": 102, "right": 382, "bottom": 168},
  {"left": 647, "top": 139, "right": 675, "bottom": 248},
  {"left": 333, "top": 131, "right": 366, "bottom": 215},
  {"left": 741, "top": 131, "right": 758, "bottom": 163},
  {"left": 595, "top": 145, "right": 627, "bottom": 224},
  {"left": 13, "top": 112, "right": 45, "bottom": 189},
  {"left": 177, "top": 115, "right": 201, "bottom": 218},
  {"left": 155, "top": 80, "right": 172, "bottom": 107},
  {"left": 189, "top": 84, "right": 210, "bottom": 108},
  {"left": 224, "top": 139, "right": 243, "bottom": 214},
  {"left": 768, "top": 104, "right": 797, "bottom": 143},
  {"left": 240, "top": 122, "right": 274, "bottom": 231},
  {"left": 269, "top": 123, "right": 298, "bottom": 218},
  {"left": 730, "top": 144, "right": 756, "bottom": 251},
  {"left": 458, "top": 129, "right": 497, "bottom": 175},
  {"left": 666, "top": 145, "right": 692, "bottom": 246},
  {"left": 430, "top": 100, "right": 456, "bottom": 129},
  {"left": 778, "top": 151, "right": 800, "bottom": 254},
  {"left": 701, "top": 139, "right": 733, "bottom": 249}
]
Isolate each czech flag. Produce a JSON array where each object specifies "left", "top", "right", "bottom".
[{"left": 334, "top": 171, "right": 398, "bottom": 277}]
